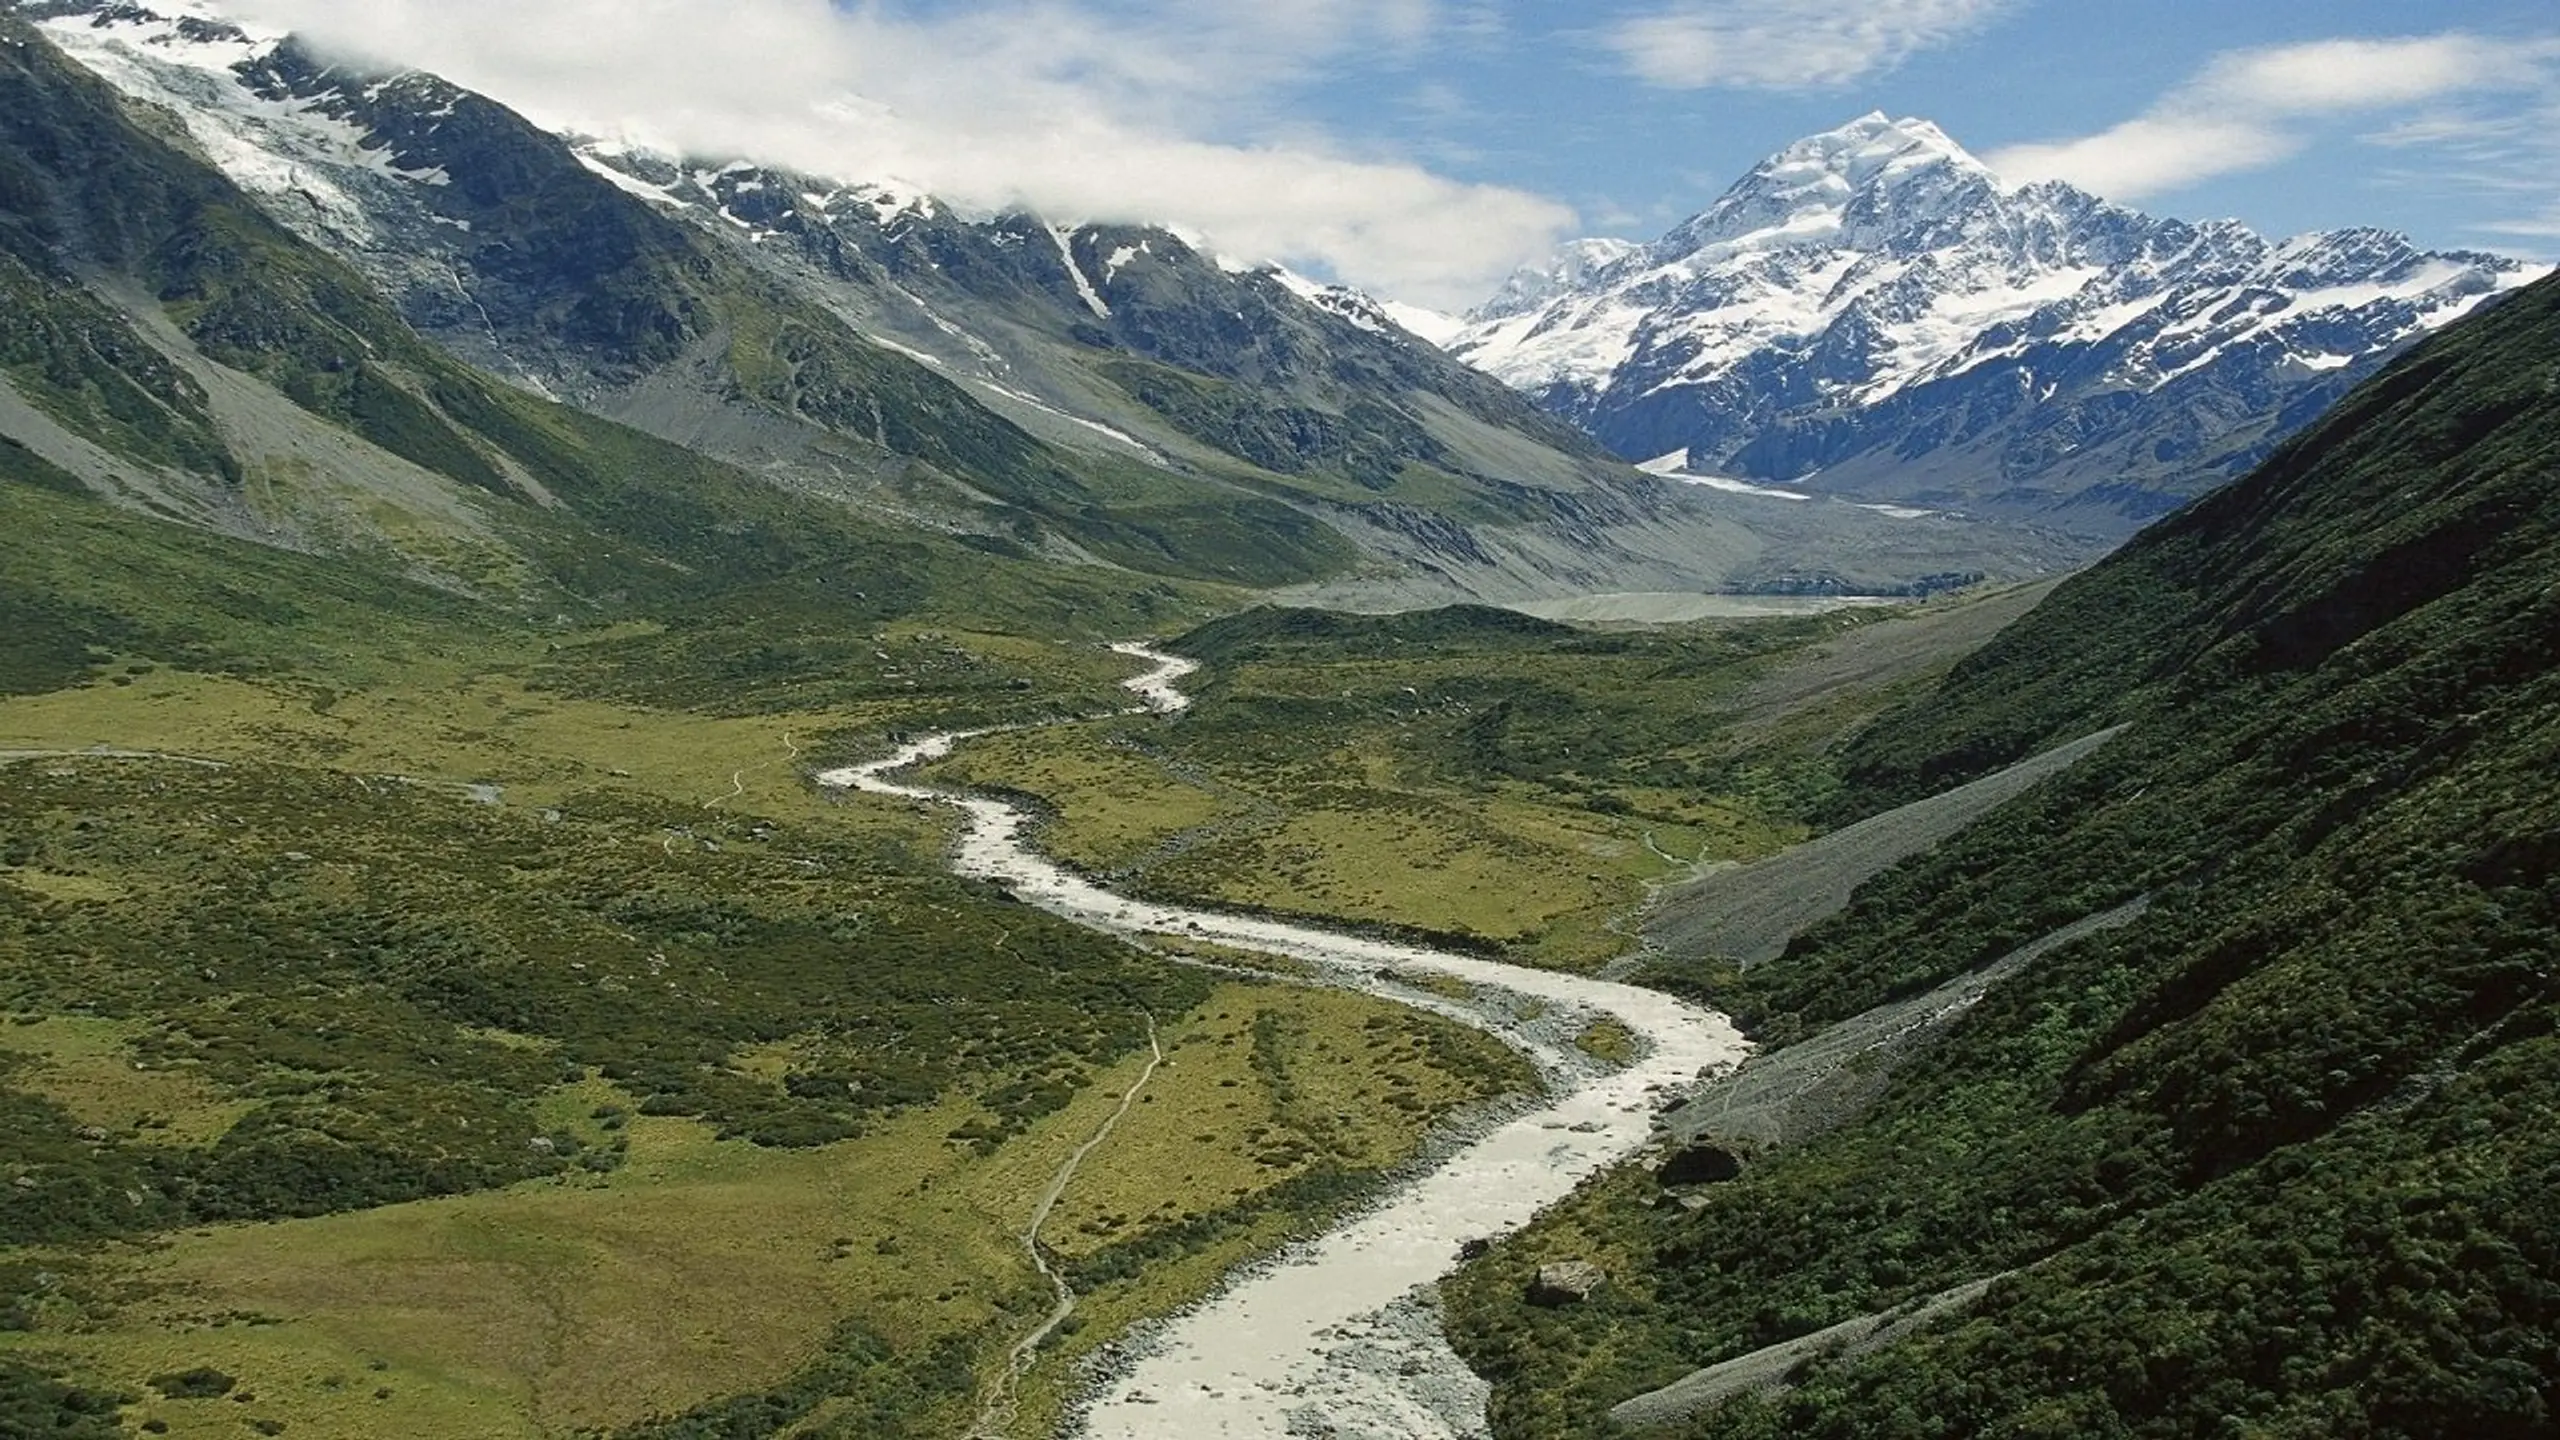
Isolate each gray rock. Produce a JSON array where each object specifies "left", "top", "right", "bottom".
[{"left": 1527, "top": 1260, "right": 1605, "bottom": 1307}]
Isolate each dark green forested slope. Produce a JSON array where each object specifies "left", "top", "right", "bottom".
[{"left": 1447, "top": 276, "right": 2560, "bottom": 1436}]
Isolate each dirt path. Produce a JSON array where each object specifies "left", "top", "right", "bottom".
[
  {"left": 970, "top": 1015, "right": 1166, "bottom": 1439},
  {"left": 0, "top": 747, "right": 228, "bottom": 770},
  {"left": 703, "top": 731, "right": 800, "bottom": 810}
]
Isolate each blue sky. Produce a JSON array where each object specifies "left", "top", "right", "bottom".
[
  {"left": 1278, "top": 1, "right": 2560, "bottom": 255},
  {"left": 251, "top": 0, "right": 2560, "bottom": 306}
]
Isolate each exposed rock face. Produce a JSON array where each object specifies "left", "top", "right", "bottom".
[
  {"left": 562, "top": 152, "right": 1615, "bottom": 487},
  {"left": 1528, "top": 1260, "right": 1607, "bottom": 1307},
  {"left": 1452, "top": 113, "right": 2548, "bottom": 538}
]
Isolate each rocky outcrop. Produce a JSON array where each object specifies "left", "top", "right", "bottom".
[{"left": 1656, "top": 1141, "right": 1745, "bottom": 1186}]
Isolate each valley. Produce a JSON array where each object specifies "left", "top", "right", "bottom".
[
  {"left": 0, "top": 534, "right": 1547, "bottom": 1438},
  {"left": 0, "top": 435, "right": 2037, "bottom": 1438},
  {"left": 4, "top": 2, "right": 2558, "bottom": 1437},
  {"left": 826, "top": 648, "right": 1748, "bottom": 1436},
  {"left": 0, "top": 539, "right": 1925, "bottom": 1438}
]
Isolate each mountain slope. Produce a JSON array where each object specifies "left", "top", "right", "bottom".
[
  {"left": 1454, "top": 113, "right": 2545, "bottom": 537},
  {"left": 0, "top": 19, "right": 1536, "bottom": 1432},
  {"left": 25, "top": 1, "right": 1360, "bottom": 588},
  {"left": 1445, "top": 270, "right": 2560, "bottom": 1435},
  {"left": 0, "top": 5, "right": 1231, "bottom": 661},
  {"left": 29, "top": 3, "right": 2091, "bottom": 601}
]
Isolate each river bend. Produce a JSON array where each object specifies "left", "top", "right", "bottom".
[{"left": 816, "top": 643, "right": 1748, "bottom": 1438}]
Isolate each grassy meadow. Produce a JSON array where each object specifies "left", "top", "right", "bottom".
[
  {"left": 0, "top": 649, "right": 1540, "bottom": 1438},
  {"left": 0, "top": 472, "right": 1547, "bottom": 1437},
  {"left": 0, "top": 452, "right": 2033, "bottom": 1438},
  {"left": 921, "top": 601, "right": 1995, "bottom": 969}
]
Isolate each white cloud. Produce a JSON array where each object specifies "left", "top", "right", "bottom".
[
  {"left": 2201, "top": 35, "right": 2540, "bottom": 112},
  {"left": 2365, "top": 96, "right": 2560, "bottom": 254},
  {"left": 219, "top": 0, "right": 1574, "bottom": 309},
  {"left": 1989, "top": 34, "right": 2560, "bottom": 201},
  {"left": 1598, "top": 0, "right": 2016, "bottom": 91},
  {"left": 2476, "top": 206, "right": 2560, "bottom": 243},
  {"left": 1987, "top": 116, "right": 2303, "bottom": 201}
]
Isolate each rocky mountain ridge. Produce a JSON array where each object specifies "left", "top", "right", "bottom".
[{"left": 1451, "top": 112, "right": 2547, "bottom": 534}]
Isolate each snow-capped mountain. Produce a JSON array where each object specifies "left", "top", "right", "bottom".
[
  {"left": 17, "top": 2, "right": 2093, "bottom": 602},
  {"left": 1471, "top": 239, "right": 1644, "bottom": 324},
  {"left": 1452, "top": 113, "right": 2548, "bottom": 533}
]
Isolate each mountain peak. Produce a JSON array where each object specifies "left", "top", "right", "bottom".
[
  {"left": 1770, "top": 112, "right": 1987, "bottom": 186},
  {"left": 1468, "top": 237, "right": 1645, "bottom": 324},
  {"left": 1451, "top": 108, "right": 2548, "bottom": 539},
  {"left": 1658, "top": 113, "right": 1996, "bottom": 263}
]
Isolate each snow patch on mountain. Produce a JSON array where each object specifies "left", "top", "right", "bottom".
[
  {"left": 1050, "top": 223, "right": 1111, "bottom": 319},
  {"left": 40, "top": 5, "right": 396, "bottom": 249},
  {"left": 1265, "top": 267, "right": 1462, "bottom": 345},
  {"left": 1637, "top": 450, "right": 1811, "bottom": 502}
]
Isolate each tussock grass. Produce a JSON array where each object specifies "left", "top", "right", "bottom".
[
  {"left": 5, "top": 980, "right": 1533, "bottom": 1440},
  {"left": 922, "top": 726, "right": 1235, "bottom": 873}
]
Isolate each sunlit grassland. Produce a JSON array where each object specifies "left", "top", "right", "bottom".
[
  {"left": 923, "top": 725, "right": 1733, "bottom": 971},
  {"left": 0, "top": 1016, "right": 255, "bottom": 1145},
  {"left": 0, "top": 668, "right": 834, "bottom": 820},
  {"left": 0, "top": 627, "right": 1159, "bottom": 828},
  {"left": 922, "top": 612, "right": 1842, "bottom": 970},
  {"left": 0, "top": 646, "right": 1536, "bottom": 1438},
  {"left": 1003, "top": 982, "right": 1536, "bottom": 1438},
  {"left": 916, "top": 725, "right": 1239, "bottom": 873},
  {"left": 1145, "top": 776, "right": 1649, "bottom": 961},
  {"left": 1044, "top": 986, "right": 1534, "bottom": 1258},
  {"left": 1, "top": 978, "right": 1531, "bottom": 1440},
  {"left": 5, "top": 1092, "right": 1031, "bottom": 1439}
]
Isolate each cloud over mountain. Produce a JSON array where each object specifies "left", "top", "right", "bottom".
[
  {"left": 1596, "top": 0, "right": 2017, "bottom": 91},
  {"left": 1988, "top": 33, "right": 2560, "bottom": 205},
  {"left": 225, "top": 0, "right": 1575, "bottom": 309}
]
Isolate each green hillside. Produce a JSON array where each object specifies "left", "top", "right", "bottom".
[
  {"left": 0, "top": 14, "right": 1348, "bottom": 593},
  {"left": 1446, "top": 275, "right": 2560, "bottom": 1437}
]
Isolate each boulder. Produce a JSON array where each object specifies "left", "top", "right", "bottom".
[
  {"left": 1658, "top": 1141, "right": 1745, "bottom": 1186},
  {"left": 1528, "top": 1260, "right": 1606, "bottom": 1306}
]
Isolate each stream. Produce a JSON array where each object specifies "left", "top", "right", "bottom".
[{"left": 815, "top": 643, "right": 1749, "bottom": 1439}]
